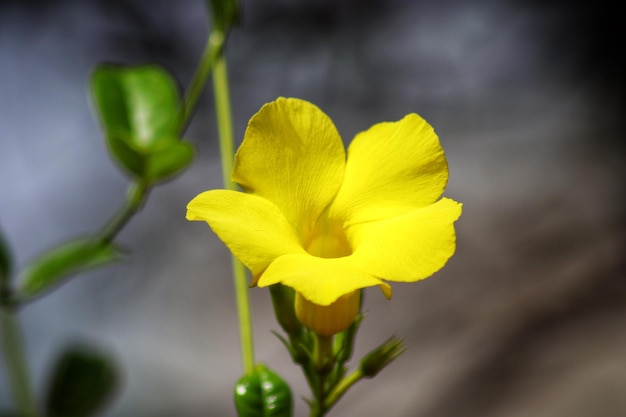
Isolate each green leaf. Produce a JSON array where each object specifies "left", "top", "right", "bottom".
[
  {"left": 45, "top": 343, "right": 119, "bottom": 417},
  {"left": 145, "top": 141, "right": 194, "bottom": 183},
  {"left": 234, "top": 364, "right": 293, "bottom": 417},
  {"left": 19, "top": 238, "right": 121, "bottom": 298},
  {"left": 91, "top": 64, "right": 186, "bottom": 178},
  {"left": 105, "top": 132, "right": 145, "bottom": 178}
]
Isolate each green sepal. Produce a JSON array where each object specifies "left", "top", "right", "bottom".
[
  {"left": 19, "top": 238, "right": 122, "bottom": 298},
  {"left": 334, "top": 313, "right": 362, "bottom": 365},
  {"left": 269, "top": 284, "right": 301, "bottom": 336},
  {"left": 45, "top": 342, "right": 119, "bottom": 417},
  {"left": 234, "top": 364, "right": 293, "bottom": 417},
  {"left": 91, "top": 64, "right": 193, "bottom": 182}
]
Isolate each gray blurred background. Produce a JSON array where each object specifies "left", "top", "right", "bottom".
[{"left": 1, "top": 0, "right": 624, "bottom": 416}]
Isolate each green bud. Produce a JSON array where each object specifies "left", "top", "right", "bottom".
[
  {"left": 234, "top": 364, "right": 293, "bottom": 417},
  {"left": 359, "top": 336, "right": 406, "bottom": 378}
]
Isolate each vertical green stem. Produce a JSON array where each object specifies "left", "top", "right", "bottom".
[
  {"left": 309, "top": 333, "right": 334, "bottom": 417},
  {"left": 211, "top": 36, "right": 255, "bottom": 375},
  {"left": 212, "top": 55, "right": 236, "bottom": 191},
  {"left": 181, "top": 31, "right": 224, "bottom": 132},
  {"left": 0, "top": 308, "right": 39, "bottom": 417}
]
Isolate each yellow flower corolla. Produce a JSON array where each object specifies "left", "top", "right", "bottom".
[{"left": 187, "top": 97, "right": 462, "bottom": 335}]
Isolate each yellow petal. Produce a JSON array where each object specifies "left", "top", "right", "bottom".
[
  {"left": 330, "top": 114, "right": 449, "bottom": 226},
  {"left": 186, "top": 190, "right": 305, "bottom": 277},
  {"left": 233, "top": 97, "right": 346, "bottom": 238},
  {"left": 257, "top": 253, "right": 390, "bottom": 306},
  {"left": 349, "top": 198, "right": 462, "bottom": 282}
]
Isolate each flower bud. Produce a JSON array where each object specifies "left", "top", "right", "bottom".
[
  {"left": 360, "top": 336, "right": 406, "bottom": 378},
  {"left": 295, "top": 291, "right": 360, "bottom": 337},
  {"left": 234, "top": 364, "right": 292, "bottom": 417}
]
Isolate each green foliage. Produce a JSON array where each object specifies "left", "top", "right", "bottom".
[
  {"left": 19, "top": 238, "right": 121, "bottom": 298},
  {"left": 234, "top": 364, "right": 293, "bottom": 417},
  {"left": 91, "top": 64, "right": 194, "bottom": 183},
  {"left": 45, "top": 343, "right": 119, "bottom": 417}
]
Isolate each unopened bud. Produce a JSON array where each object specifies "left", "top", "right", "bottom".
[{"left": 360, "top": 336, "right": 406, "bottom": 378}]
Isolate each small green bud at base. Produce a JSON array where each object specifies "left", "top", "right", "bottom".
[
  {"left": 234, "top": 364, "right": 293, "bottom": 417},
  {"left": 359, "top": 336, "right": 406, "bottom": 378}
]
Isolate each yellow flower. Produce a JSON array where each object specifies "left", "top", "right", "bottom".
[{"left": 187, "top": 98, "right": 462, "bottom": 335}]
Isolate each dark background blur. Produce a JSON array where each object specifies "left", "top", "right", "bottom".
[{"left": 1, "top": 0, "right": 624, "bottom": 416}]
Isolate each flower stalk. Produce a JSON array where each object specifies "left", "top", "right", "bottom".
[
  {"left": 181, "top": 31, "right": 224, "bottom": 133},
  {"left": 99, "top": 181, "right": 150, "bottom": 244},
  {"left": 211, "top": 37, "right": 255, "bottom": 375},
  {"left": 0, "top": 307, "right": 39, "bottom": 417}
]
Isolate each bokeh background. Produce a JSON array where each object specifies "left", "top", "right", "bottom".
[{"left": 1, "top": 0, "right": 624, "bottom": 416}]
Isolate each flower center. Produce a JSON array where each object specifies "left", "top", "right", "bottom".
[{"left": 304, "top": 218, "right": 352, "bottom": 259}]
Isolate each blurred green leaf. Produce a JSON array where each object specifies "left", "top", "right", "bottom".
[
  {"left": 19, "top": 238, "right": 121, "bottom": 298},
  {"left": 234, "top": 364, "right": 293, "bottom": 417},
  {"left": 145, "top": 141, "right": 195, "bottom": 183},
  {"left": 91, "top": 64, "right": 189, "bottom": 180},
  {"left": 45, "top": 343, "right": 119, "bottom": 417},
  {"left": 105, "top": 132, "right": 145, "bottom": 179}
]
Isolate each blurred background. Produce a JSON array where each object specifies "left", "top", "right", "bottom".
[{"left": 1, "top": 0, "right": 624, "bottom": 416}]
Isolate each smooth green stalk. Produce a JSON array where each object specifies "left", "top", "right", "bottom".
[
  {"left": 212, "top": 38, "right": 255, "bottom": 375},
  {"left": 181, "top": 31, "right": 224, "bottom": 132},
  {"left": 323, "top": 369, "right": 363, "bottom": 412},
  {"left": 99, "top": 181, "right": 150, "bottom": 244},
  {"left": 309, "top": 333, "right": 334, "bottom": 417},
  {"left": 0, "top": 308, "right": 39, "bottom": 417},
  {"left": 314, "top": 334, "right": 333, "bottom": 371}
]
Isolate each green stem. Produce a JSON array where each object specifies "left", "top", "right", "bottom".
[
  {"left": 309, "top": 334, "right": 334, "bottom": 417},
  {"left": 314, "top": 334, "right": 333, "bottom": 371},
  {"left": 211, "top": 35, "right": 255, "bottom": 375},
  {"left": 181, "top": 31, "right": 225, "bottom": 132},
  {"left": 99, "top": 181, "right": 150, "bottom": 244},
  {"left": 0, "top": 308, "right": 39, "bottom": 417},
  {"left": 323, "top": 369, "right": 363, "bottom": 412},
  {"left": 212, "top": 53, "right": 236, "bottom": 191}
]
